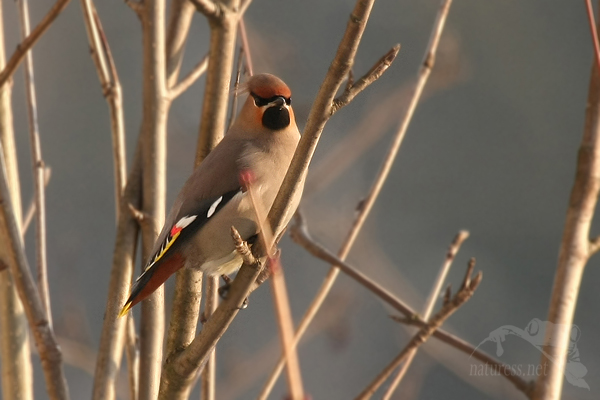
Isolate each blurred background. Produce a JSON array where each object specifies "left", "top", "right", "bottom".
[{"left": 0, "top": 0, "right": 598, "bottom": 399}]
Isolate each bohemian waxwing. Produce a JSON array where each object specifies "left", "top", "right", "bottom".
[{"left": 119, "top": 73, "right": 303, "bottom": 316}]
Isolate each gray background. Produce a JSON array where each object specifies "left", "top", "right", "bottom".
[{"left": 0, "top": 0, "right": 598, "bottom": 399}]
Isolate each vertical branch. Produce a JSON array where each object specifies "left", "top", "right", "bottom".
[
  {"left": 532, "top": 2, "right": 600, "bottom": 399},
  {"left": 0, "top": 1, "right": 33, "bottom": 398},
  {"left": 83, "top": 2, "right": 133, "bottom": 398},
  {"left": 165, "top": 0, "right": 243, "bottom": 394},
  {"left": 125, "top": 314, "right": 139, "bottom": 400},
  {"left": 92, "top": 146, "right": 143, "bottom": 400},
  {"left": 17, "top": 0, "right": 51, "bottom": 328},
  {"left": 0, "top": 141, "right": 69, "bottom": 399},
  {"left": 166, "top": 0, "right": 195, "bottom": 85},
  {"left": 194, "top": 0, "right": 242, "bottom": 164},
  {"left": 138, "top": 1, "right": 169, "bottom": 400},
  {"left": 238, "top": 17, "right": 253, "bottom": 76},
  {"left": 163, "top": 0, "right": 204, "bottom": 377},
  {"left": 243, "top": 174, "right": 305, "bottom": 400},
  {"left": 200, "top": 276, "right": 219, "bottom": 400},
  {"left": 80, "top": 1, "right": 127, "bottom": 216}
]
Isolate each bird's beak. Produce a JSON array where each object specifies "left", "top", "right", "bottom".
[{"left": 267, "top": 96, "right": 287, "bottom": 108}]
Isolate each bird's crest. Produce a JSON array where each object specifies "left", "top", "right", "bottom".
[{"left": 241, "top": 73, "right": 291, "bottom": 100}]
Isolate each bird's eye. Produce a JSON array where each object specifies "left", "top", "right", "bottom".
[
  {"left": 251, "top": 92, "right": 291, "bottom": 108},
  {"left": 251, "top": 93, "right": 268, "bottom": 107}
]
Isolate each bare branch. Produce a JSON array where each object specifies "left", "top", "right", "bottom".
[
  {"left": 166, "top": 0, "right": 195, "bottom": 85},
  {"left": 163, "top": 3, "right": 206, "bottom": 378},
  {"left": 244, "top": 173, "right": 305, "bottom": 399},
  {"left": 382, "top": 230, "right": 468, "bottom": 399},
  {"left": 0, "top": 141, "right": 69, "bottom": 399},
  {"left": 532, "top": 3, "right": 600, "bottom": 397},
  {"left": 261, "top": 5, "right": 384, "bottom": 391},
  {"left": 92, "top": 146, "right": 143, "bottom": 400},
  {"left": 125, "top": 314, "right": 139, "bottom": 400},
  {"left": 356, "top": 260, "right": 481, "bottom": 399},
  {"left": 22, "top": 166, "right": 51, "bottom": 233},
  {"left": 231, "top": 226, "right": 256, "bottom": 264},
  {"left": 81, "top": 3, "right": 127, "bottom": 218},
  {"left": 200, "top": 276, "right": 219, "bottom": 400},
  {"left": 258, "top": 3, "right": 450, "bottom": 388},
  {"left": 169, "top": 53, "right": 209, "bottom": 99},
  {"left": 291, "top": 213, "right": 533, "bottom": 396},
  {"left": 238, "top": 17, "right": 253, "bottom": 76},
  {"left": 0, "top": 2, "right": 32, "bottom": 395},
  {"left": 267, "top": 0, "right": 376, "bottom": 237},
  {"left": 194, "top": 0, "right": 241, "bottom": 164},
  {"left": 0, "top": 0, "right": 71, "bottom": 87},
  {"left": 158, "top": 257, "right": 263, "bottom": 399},
  {"left": 137, "top": 0, "right": 169, "bottom": 398},
  {"left": 331, "top": 44, "right": 400, "bottom": 115},
  {"left": 586, "top": 0, "right": 600, "bottom": 71}
]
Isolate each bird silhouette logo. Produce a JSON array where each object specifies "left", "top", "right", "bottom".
[{"left": 471, "top": 318, "right": 589, "bottom": 390}]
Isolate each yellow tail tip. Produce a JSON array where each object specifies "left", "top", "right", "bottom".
[{"left": 118, "top": 302, "right": 132, "bottom": 318}]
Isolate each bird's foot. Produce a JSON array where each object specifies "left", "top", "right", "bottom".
[{"left": 219, "top": 274, "right": 249, "bottom": 309}]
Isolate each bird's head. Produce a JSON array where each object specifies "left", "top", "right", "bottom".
[{"left": 237, "top": 73, "right": 295, "bottom": 133}]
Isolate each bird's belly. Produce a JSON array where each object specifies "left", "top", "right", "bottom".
[{"left": 183, "top": 196, "right": 257, "bottom": 275}]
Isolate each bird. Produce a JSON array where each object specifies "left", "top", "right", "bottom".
[{"left": 119, "top": 73, "right": 303, "bottom": 317}]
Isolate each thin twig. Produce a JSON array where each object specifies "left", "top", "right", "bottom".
[
  {"left": 169, "top": 53, "right": 209, "bottom": 99},
  {"left": 227, "top": 46, "right": 244, "bottom": 130},
  {"left": 22, "top": 166, "right": 50, "bottom": 233},
  {"left": 0, "top": 0, "right": 71, "bottom": 87},
  {"left": 291, "top": 214, "right": 533, "bottom": 396},
  {"left": 356, "top": 259, "right": 481, "bottom": 399},
  {"left": 238, "top": 17, "right": 253, "bottom": 76},
  {"left": 89, "top": 5, "right": 127, "bottom": 216},
  {"left": 331, "top": 44, "right": 400, "bottom": 115},
  {"left": 17, "top": 0, "right": 52, "bottom": 328},
  {"left": 586, "top": 0, "right": 600, "bottom": 71},
  {"left": 166, "top": 0, "right": 195, "bottom": 86},
  {"left": 382, "top": 231, "right": 469, "bottom": 399},
  {"left": 0, "top": 141, "right": 69, "bottom": 399},
  {"left": 83, "top": 2, "right": 130, "bottom": 397},
  {"left": 243, "top": 172, "right": 305, "bottom": 400}
]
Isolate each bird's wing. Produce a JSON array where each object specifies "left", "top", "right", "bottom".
[
  {"left": 121, "top": 187, "right": 242, "bottom": 314},
  {"left": 141, "top": 134, "right": 247, "bottom": 275},
  {"left": 141, "top": 188, "right": 242, "bottom": 276}
]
